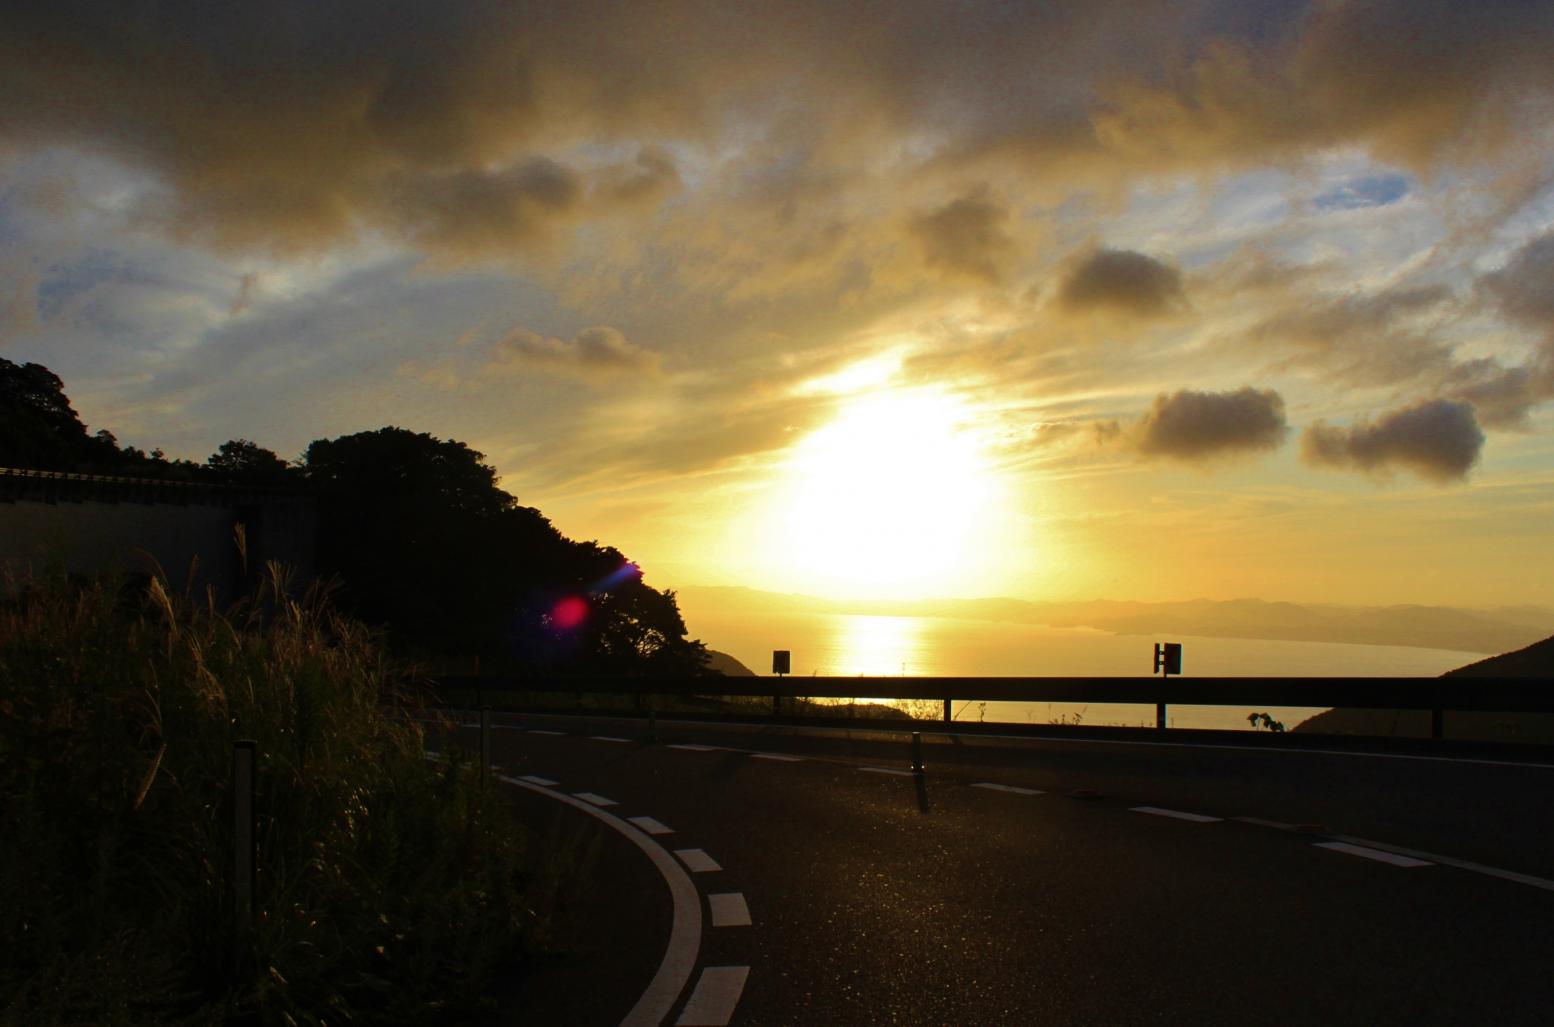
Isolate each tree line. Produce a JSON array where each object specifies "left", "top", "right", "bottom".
[{"left": 1, "top": 357, "right": 710, "bottom": 676}]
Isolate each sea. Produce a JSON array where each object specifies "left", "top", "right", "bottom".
[{"left": 680, "top": 605, "right": 1485, "bottom": 732}]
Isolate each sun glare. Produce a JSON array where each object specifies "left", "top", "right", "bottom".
[{"left": 769, "top": 390, "right": 999, "bottom": 598}]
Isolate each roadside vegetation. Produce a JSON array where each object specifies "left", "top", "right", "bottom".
[{"left": 0, "top": 564, "right": 538, "bottom": 1025}]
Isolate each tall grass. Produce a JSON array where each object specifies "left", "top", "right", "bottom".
[{"left": 0, "top": 564, "right": 537, "bottom": 1025}]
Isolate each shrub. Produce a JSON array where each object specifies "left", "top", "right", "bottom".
[{"left": 0, "top": 564, "right": 537, "bottom": 1025}]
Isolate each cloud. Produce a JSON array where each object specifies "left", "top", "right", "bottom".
[
  {"left": 1480, "top": 230, "right": 1554, "bottom": 328},
  {"left": 1302, "top": 398, "right": 1485, "bottom": 483},
  {"left": 491, "top": 325, "right": 660, "bottom": 377},
  {"left": 1057, "top": 249, "right": 1185, "bottom": 317},
  {"left": 1132, "top": 386, "right": 1288, "bottom": 462},
  {"left": 1254, "top": 284, "right": 1455, "bottom": 387},
  {"left": 908, "top": 188, "right": 1014, "bottom": 285}
]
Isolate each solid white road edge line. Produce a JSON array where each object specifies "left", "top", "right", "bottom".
[
  {"left": 751, "top": 753, "right": 804, "bottom": 762},
  {"left": 574, "top": 792, "right": 618, "bottom": 807},
  {"left": 668, "top": 744, "right": 720, "bottom": 752},
  {"left": 527, "top": 729, "right": 566, "bottom": 736},
  {"left": 590, "top": 736, "right": 632, "bottom": 743},
  {"left": 627, "top": 816, "right": 674, "bottom": 836},
  {"left": 1131, "top": 806, "right": 1222, "bottom": 823},
  {"left": 495, "top": 775, "right": 703, "bottom": 1027},
  {"left": 1314, "top": 841, "right": 1433, "bottom": 867},
  {"left": 707, "top": 893, "right": 752, "bottom": 928},
  {"left": 675, "top": 849, "right": 722, "bottom": 873},
  {"left": 971, "top": 782, "right": 1043, "bottom": 795},
  {"left": 860, "top": 766, "right": 916, "bottom": 777},
  {"left": 676, "top": 966, "right": 750, "bottom": 1027}
]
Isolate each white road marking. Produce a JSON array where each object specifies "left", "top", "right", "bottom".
[
  {"left": 590, "top": 735, "right": 631, "bottom": 743},
  {"left": 574, "top": 792, "right": 618, "bottom": 807},
  {"left": 675, "top": 848, "right": 723, "bottom": 873},
  {"left": 860, "top": 766, "right": 917, "bottom": 777},
  {"left": 668, "top": 744, "right": 720, "bottom": 752},
  {"left": 751, "top": 752, "right": 804, "bottom": 762},
  {"left": 518, "top": 775, "right": 558, "bottom": 787},
  {"left": 1233, "top": 816, "right": 1295, "bottom": 831},
  {"left": 1315, "top": 841, "right": 1433, "bottom": 867},
  {"left": 628, "top": 816, "right": 674, "bottom": 836},
  {"left": 494, "top": 775, "right": 702, "bottom": 1027},
  {"left": 676, "top": 966, "right": 750, "bottom": 1026},
  {"left": 1132, "top": 806, "right": 1222, "bottom": 823},
  {"left": 972, "top": 782, "right": 1043, "bottom": 795},
  {"left": 527, "top": 729, "right": 565, "bottom": 736},
  {"left": 1328, "top": 835, "right": 1554, "bottom": 888},
  {"left": 708, "top": 893, "right": 752, "bottom": 927}
]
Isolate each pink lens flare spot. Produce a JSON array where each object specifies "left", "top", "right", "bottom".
[{"left": 551, "top": 596, "right": 589, "bottom": 630}]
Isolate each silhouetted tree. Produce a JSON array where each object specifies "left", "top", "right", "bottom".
[
  {"left": 206, "top": 439, "right": 296, "bottom": 487},
  {"left": 304, "top": 427, "right": 708, "bottom": 675},
  {"left": 0, "top": 358, "right": 119, "bottom": 469}
]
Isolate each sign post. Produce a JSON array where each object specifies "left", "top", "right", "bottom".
[
  {"left": 772, "top": 650, "right": 790, "bottom": 716},
  {"left": 1152, "top": 642, "right": 1181, "bottom": 729}
]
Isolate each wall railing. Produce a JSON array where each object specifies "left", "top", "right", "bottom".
[{"left": 425, "top": 674, "right": 1554, "bottom": 742}]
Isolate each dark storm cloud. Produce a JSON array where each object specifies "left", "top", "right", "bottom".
[
  {"left": 5, "top": 1, "right": 1550, "bottom": 258},
  {"left": 1133, "top": 386, "right": 1288, "bottom": 461},
  {"left": 908, "top": 188, "right": 1014, "bottom": 285},
  {"left": 1058, "top": 249, "right": 1185, "bottom": 318},
  {"left": 1302, "top": 398, "right": 1485, "bottom": 483}
]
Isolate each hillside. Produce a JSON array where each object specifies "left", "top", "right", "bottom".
[
  {"left": 681, "top": 585, "right": 1551, "bottom": 655},
  {"left": 1293, "top": 633, "right": 1554, "bottom": 742}
]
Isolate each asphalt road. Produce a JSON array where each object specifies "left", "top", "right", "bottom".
[{"left": 443, "top": 713, "right": 1554, "bottom": 1026}]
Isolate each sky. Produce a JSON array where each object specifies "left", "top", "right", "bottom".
[{"left": 3, "top": 0, "right": 1554, "bottom": 609}]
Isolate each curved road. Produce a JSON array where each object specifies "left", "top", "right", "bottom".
[{"left": 449, "top": 714, "right": 1554, "bottom": 1026}]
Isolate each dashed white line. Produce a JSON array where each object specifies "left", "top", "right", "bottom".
[
  {"left": 527, "top": 729, "right": 565, "bottom": 736},
  {"left": 590, "top": 735, "right": 632, "bottom": 743},
  {"left": 628, "top": 816, "right": 674, "bottom": 836},
  {"left": 1132, "top": 806, "right": 1222, "bottom": 823},
  {"left": 518, "top": 775, "right": 558, "bottom": 787},
  {"left": 574, "top": 792, "right": 618, "bottom": 807},
  {"left": 668, "top": 744, "right": 720, "bottom": 752},
  {"left": 676, "top": 966, "right": 750, "bottom": 1026},
  {"left": 675, "top": 848, "right": 723, "bottom": 873},
  {"left": 1329, "top": 835, "right": 1554, "bottom": 892},
  {"left": 751, "top": 752, "right": 804, "bottom": 762},
  {"left": 972, "top": 782, "right": 1043, "bottom": 795},
  {"left": 860, "top": 766, "right": 916, "bottom": 777},
  {"left": 1315, "top": 841, "right": 1433, "bottom": 868},
  {"left": 708, "top": 893, "right": 752, "bottom": 928}
]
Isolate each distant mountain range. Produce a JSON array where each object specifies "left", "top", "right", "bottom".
[{"left": 681, "top": 586, "right": 1553, "bottom": 656}]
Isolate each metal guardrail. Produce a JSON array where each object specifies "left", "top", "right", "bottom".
[{"left": 427, "top": 674, "right": 1554, "bottom": 741}]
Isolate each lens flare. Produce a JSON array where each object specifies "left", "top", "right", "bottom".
[{"left": 550, "top": 596, "right": 589, "bottom": 630}]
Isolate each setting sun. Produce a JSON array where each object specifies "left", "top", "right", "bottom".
[{"left": 767, "top": 390, "right": 999, "bottom": 598}]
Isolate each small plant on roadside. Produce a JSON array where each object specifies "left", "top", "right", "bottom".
[{"left": 1247, "top": 711, "right": 1286, "bottom": 733}]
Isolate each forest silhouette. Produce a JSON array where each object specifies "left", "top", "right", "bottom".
[{"left": 1, "top": 357, "right": 710, "bottom": 676}]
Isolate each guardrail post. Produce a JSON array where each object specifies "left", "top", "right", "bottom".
[
  {"left": 480, "top": 707, "right": 491, "bottom": 784},
  {"left": 232, "top": 740, "right": 256, "bottom": 941},
  {"left": 1155, "top": 702, "right": 1167, "bottom": 730},
  {"left": 943, "top": 699, "right": 951, "bottom": 723},
  {"left": 1431, "top": 706, "right": 1444, "bottom": 740},
  {"left": 911, "top": 731, "right": 924, "bottom": 773}
]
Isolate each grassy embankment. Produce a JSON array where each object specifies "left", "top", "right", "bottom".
[{"left": 0, "top": 564, "right": 542, "bottom": 1025}]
